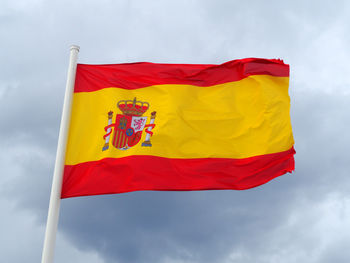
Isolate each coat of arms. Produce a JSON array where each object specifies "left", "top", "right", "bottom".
[{"left": 102, "top": 97, "right": 156, "bottom": 151}]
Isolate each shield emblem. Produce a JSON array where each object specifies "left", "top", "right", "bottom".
[
  {"left": 112, "top": 114, "right": 147, "bottom": 149},
  {"left": 102, "top": 97, "right": 156, "bottom": 151}
]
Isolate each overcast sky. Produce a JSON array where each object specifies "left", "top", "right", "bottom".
[{"left": 1, "top": 0, "right": 350, "bottom": 262}]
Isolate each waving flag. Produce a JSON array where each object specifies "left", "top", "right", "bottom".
[{"left": 61, "top": 58, "right": 295, "bottom": 198}]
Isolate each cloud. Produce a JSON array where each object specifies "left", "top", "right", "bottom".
[
  {"left": 0, "top": 198, "right": 104, "bottom": 263},
  {"left": 1, "top": 0, "right": 350, "bottom": 262}
]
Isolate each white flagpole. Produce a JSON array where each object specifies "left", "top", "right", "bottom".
[{"left": 41, "top": 45, "right": 80, "bottom": 263}]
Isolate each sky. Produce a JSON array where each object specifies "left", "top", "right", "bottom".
[{"left": 1, "top": 0, "right": 350, "bottom": 262}]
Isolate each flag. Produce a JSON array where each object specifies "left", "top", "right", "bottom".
[{"left": 61, "top": 58, "right": 295, "bottom": 198}]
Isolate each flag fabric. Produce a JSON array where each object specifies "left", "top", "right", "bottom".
[{"left": 61, "top": 58, "right": 295, "bottom": 198}]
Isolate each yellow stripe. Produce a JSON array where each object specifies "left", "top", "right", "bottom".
[{"left": 65, "top": 75, "right": 293, "bottom": 165}]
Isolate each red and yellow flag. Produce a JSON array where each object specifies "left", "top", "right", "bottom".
[{"left": 61, "top": 58, "right": 295, "bottom": 198}]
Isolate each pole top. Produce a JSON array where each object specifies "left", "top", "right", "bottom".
[{"left": 70, "top": 45, "right": 80, "bottom": 52}]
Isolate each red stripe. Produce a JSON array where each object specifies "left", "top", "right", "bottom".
[
  {"left": 74, "top": 58, "right": 289, "bottom": 93},
  {"left": 113, "top": 130, "right": 118, "bottom": 147},
  {"left": 117, "top": 131, "right": 121, "bottom": 148},
  {"left": 122, "top": 133, "right": 127, "bottom": 147},
  {"left": 61, "top": 147, "right": 295, "bottom": 198}
]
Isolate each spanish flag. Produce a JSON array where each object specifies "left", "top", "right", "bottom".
[{"left": 61, "top": 58, "right": 295, "bottom": 198}]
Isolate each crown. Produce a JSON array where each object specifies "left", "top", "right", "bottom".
[{"left": 117, "top": 97, "right": 149, "bottom": 116}]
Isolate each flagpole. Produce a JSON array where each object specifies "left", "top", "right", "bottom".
[{"left": 41, "top": 45, "right": 80, "bottom": 263}]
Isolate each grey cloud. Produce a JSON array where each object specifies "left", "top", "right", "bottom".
[{"left": 1, "top": 0, "right": 350, "bottom": 262}]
